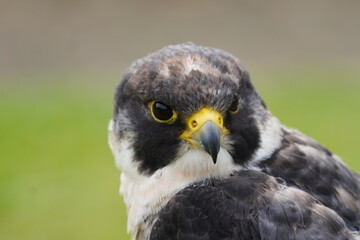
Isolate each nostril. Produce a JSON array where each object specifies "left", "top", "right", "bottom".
[
  {"left": 218, "top": 117, "right": 222, "bottom": 125},
  {"left": 191, "top": 120, "right": 198, "bottom": 129}
]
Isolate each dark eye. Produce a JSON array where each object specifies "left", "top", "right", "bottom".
[
  {"left": 229, "top": 98, "right": 239, "bottom": 114},
  {"left": 149, "top": 101, "right": 177, "bottom": 123}
]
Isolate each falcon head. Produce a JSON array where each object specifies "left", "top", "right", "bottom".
[{"left": 108, "top": 43, "right": 282, "bottom": 234}]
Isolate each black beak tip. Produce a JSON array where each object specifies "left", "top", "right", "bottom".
[
  {"left": 211, "top": 152, "right": 218, "bottom": 164},
  {"left": 200, "top": 121, "right": 221, "bottom": 165}
]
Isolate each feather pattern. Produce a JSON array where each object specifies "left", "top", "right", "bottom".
[
  {"left": 258, "top": 128, "right": 360, "bottom": 231},
  {"left": 150, "top": 170, "right": 357, "bottom": 240}
]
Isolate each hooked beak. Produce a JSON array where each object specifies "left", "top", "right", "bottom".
[{"left": 178, "top": 108, "right": 229, "bottom": 164}]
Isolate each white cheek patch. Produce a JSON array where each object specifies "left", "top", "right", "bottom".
[
  {"left": 248, "top": 115, "right": 283, "bottom": 169},
  {"left": 108, "top": 120, "right": 141, "bottom": 180}
]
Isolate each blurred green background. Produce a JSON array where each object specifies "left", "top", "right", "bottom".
[{"left": 1, "top": 1, "right": 359, "bottom": 239}]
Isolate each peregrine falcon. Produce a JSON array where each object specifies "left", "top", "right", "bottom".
[{"left": 108, "top": 43, "right": 360, "bottom": 240}]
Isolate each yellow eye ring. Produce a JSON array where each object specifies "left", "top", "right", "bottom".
[
  {"left": 229, "top": 99, "right": 239, "bottom": 114},
  {"left": 148, "top": 101, "right": 177, "bottom": 124}
]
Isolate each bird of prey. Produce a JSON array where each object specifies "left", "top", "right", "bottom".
[{"left": 108, "top": 43, "right": 360, "bottom": 240}]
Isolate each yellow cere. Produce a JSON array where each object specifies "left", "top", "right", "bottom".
[{"left": 179, "top": 107, "right": 229, "bottom": 142}]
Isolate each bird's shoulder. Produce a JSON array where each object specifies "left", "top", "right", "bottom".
[
  {"left": 258, "top": 128, "right": 360, "bottom": 231},
  {"left": 150, "top": 170, "right": 355, "bottom": 240}
]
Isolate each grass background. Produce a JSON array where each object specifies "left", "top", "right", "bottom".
[{"left": 0, "top": 66, "right": 359, "bottom": 240}]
